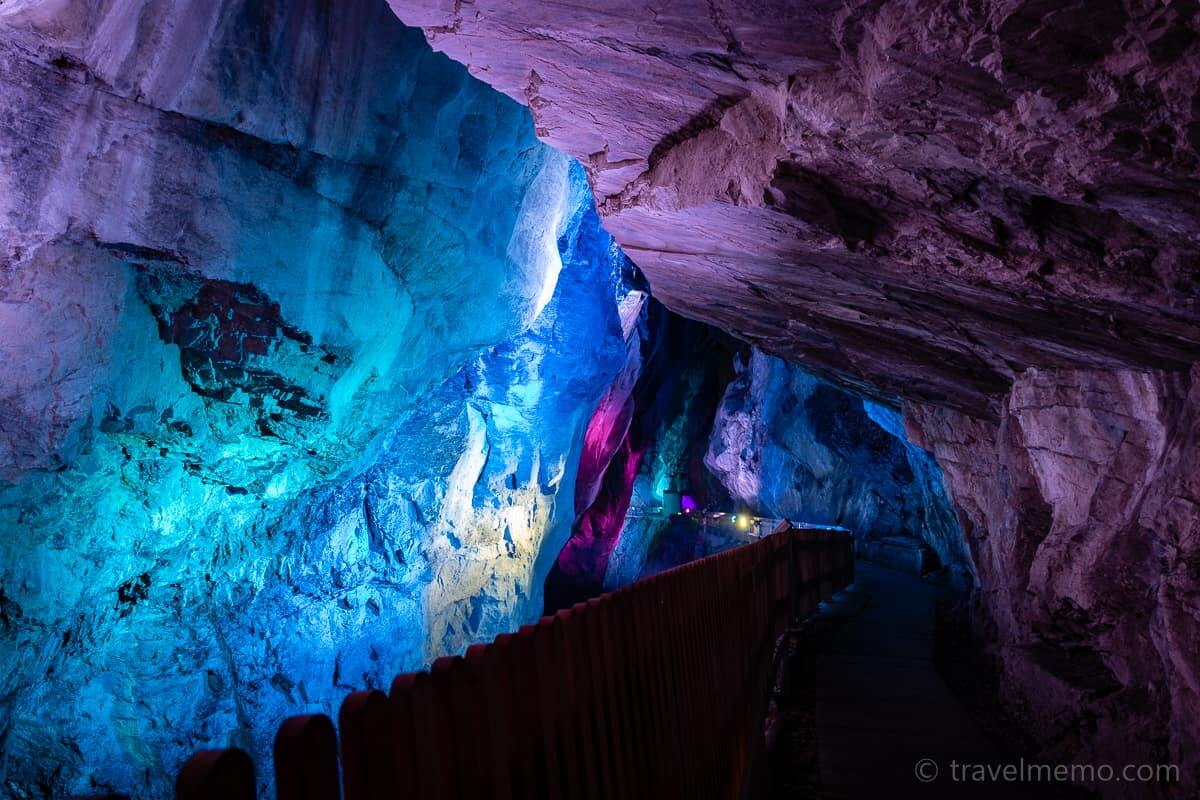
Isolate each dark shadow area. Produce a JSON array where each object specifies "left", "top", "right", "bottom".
[{"left": 769, "top": 563, "right": 1096, "bottom": 799}]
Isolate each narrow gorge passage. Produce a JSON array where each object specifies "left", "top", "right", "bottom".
[{"left": 2, "top": 1, "right": 1197, "bottom": 798}]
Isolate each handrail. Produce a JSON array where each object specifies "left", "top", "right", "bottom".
[{"left": 171, "top": 525, "right": 854, "bottom": 800}]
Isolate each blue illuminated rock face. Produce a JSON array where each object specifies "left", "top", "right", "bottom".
[
  {"left": 598, "top": 315, "right": 738, "bottom": 590},
  {"left": 0, "top": 1, "right": 632, "bottom": 796},
  {"left": 860, "top": 402, "right": 968, "bottom": 577},
  {"left": 706, "top": 351, "right": 970, "bottom": 581}
]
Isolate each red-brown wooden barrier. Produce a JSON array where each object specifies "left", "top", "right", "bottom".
[{"left": 174, "top": 525, "right": 853, "bottom": 800}]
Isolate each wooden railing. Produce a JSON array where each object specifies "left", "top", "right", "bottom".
[{"left": 172, "top": 525, "right": 854, "bottom": 800}]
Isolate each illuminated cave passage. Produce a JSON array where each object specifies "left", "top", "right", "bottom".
[
  {"left": 2, "top": 1, "right": 1199, "bottom": 799},
  {"left": 545, "top": 331, "right": 969, "bottom": 612}
]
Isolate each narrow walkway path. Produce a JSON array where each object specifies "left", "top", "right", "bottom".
[
  {"left": 770, "top": 562, "right": 1083, "bottom": 799},
  {"left": 814, "top": 563, "right": 1000, "bottom": 798}
]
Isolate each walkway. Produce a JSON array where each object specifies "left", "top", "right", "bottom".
[{"left": 773, "top": 563, "right": 1079, "bottom": 799}]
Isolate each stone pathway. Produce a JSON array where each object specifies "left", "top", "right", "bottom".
[
  {"left": 771, "top": 562, "right": 1085, "bottom": 799},
  {"left": 816, "top": 564, "right": 1000, "bottom": 797}
]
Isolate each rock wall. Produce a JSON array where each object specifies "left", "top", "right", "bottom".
[
  {"left": 908, "top": 367, "right": 1200, "bottom": 795},
  {"left": 551, "top": 340, "right": 967, "bottom": 605},
  {"left": 706, "top": 350, "right": 969, "bottom": 580},
  {"left": 2, "top": 0, "right": 567, "bottom": 481},
  {"left": 0, "top": 1, "right": 634, "bottom": 796},
  {"left": 3, "top": 1, "right": 1196, "bottom": 796},
  {"left": 599, "top": 314, "right": 737, "bottom": 590},
  {"left": 544, "top": 300, "right": 737, "bottom": 610}
]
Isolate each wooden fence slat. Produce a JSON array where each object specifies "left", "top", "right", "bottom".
[
  {"left": 587, "top": 596, "right": 628, "bottom": 799},
  {"left": 338, "top": 691, "right": 393, "bottom": 800},
  {"left": 176, "top": 749, "right": 254, "bottom": 800},
  {"left": 454, "top": 645, "right": 492, "bottom": 800},
  {"left": 531, "top": 618, "right": 565, "bottom": 800},
  {"left": 392, "top": 671, "right": 436, "bottom": 799},
  {"left": 478, "top": 635, "right": 516, "bottom": 800},
  {"left": 513, "top": 624, "right": 550, "bottom": 800},
  {"left": 566, "top": 604, "right": 603, "bottom": 800},
  {"left": 275, "top": 714, "right": 340, "bottom": 800},
  {"left": 548, "top": 610, "right": 587, "bottom": 800},
  {"left": 428, "top": 657, "right": 463, "bottom": 800}
]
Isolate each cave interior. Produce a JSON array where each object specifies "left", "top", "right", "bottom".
[{"left": 0, "top": 0, "right": 1197, "bottom": 798}]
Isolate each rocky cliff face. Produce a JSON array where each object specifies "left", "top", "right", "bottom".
[
  {"left": 908, "top": 367, "right": 1200, "bottom": 792},
  {"left": 0, "top": 1, "right": 635, "bottom": 796},
  {"left": 545, "top": 299, "right": 739, "bottom": 609},
  {"left": 549, "top": 331, "right": 966, "bottom": 606},
  {"left": 1, "top": 0, "right": 575, "bottom": 482}
]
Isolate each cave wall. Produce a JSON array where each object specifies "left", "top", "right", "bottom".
[
  {"left": 599, "top": 311, "right": 737, "bottom": 589},
  {"left": 544, "top": 300, "right": 737, "bottom": 610},
  {"left": 551, "top": 339, "right": 965, "bottom": 606},
  {"left": 707, "top": 350, "right": 969, "bottom": 580},
  {"left": 3, "top": 0, "right": 1196, "bottom": 795},
  {"left": 0, "top": 1, "right": 634, "bottom": 796},
  {"left": 908, "top": 366, "right": 1200, "bottom": 790},
  {"left": 1, "top": 0, "right": 568, "bottom": 481}
]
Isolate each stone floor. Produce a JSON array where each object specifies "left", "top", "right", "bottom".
[{"left": 770, "top": 563, "right": 1092, "bottom": 799}]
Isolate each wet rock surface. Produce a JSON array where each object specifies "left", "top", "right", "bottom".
[
  {"left": 550, "top": 336, "right": 965, "bottom": 607},
  {"left": 545, "top": 300, "right": 739, "bottom": 609},
  {"left": 706, "top": 351, "right": 969, "bottom": 580}
]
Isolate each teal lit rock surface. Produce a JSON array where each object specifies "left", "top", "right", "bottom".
[
  {"left": 548, "top": 336, "right": 963, "bottom": 605},
  {"left": 0, "top": 1, "right": 633, "bottom": 796}
]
